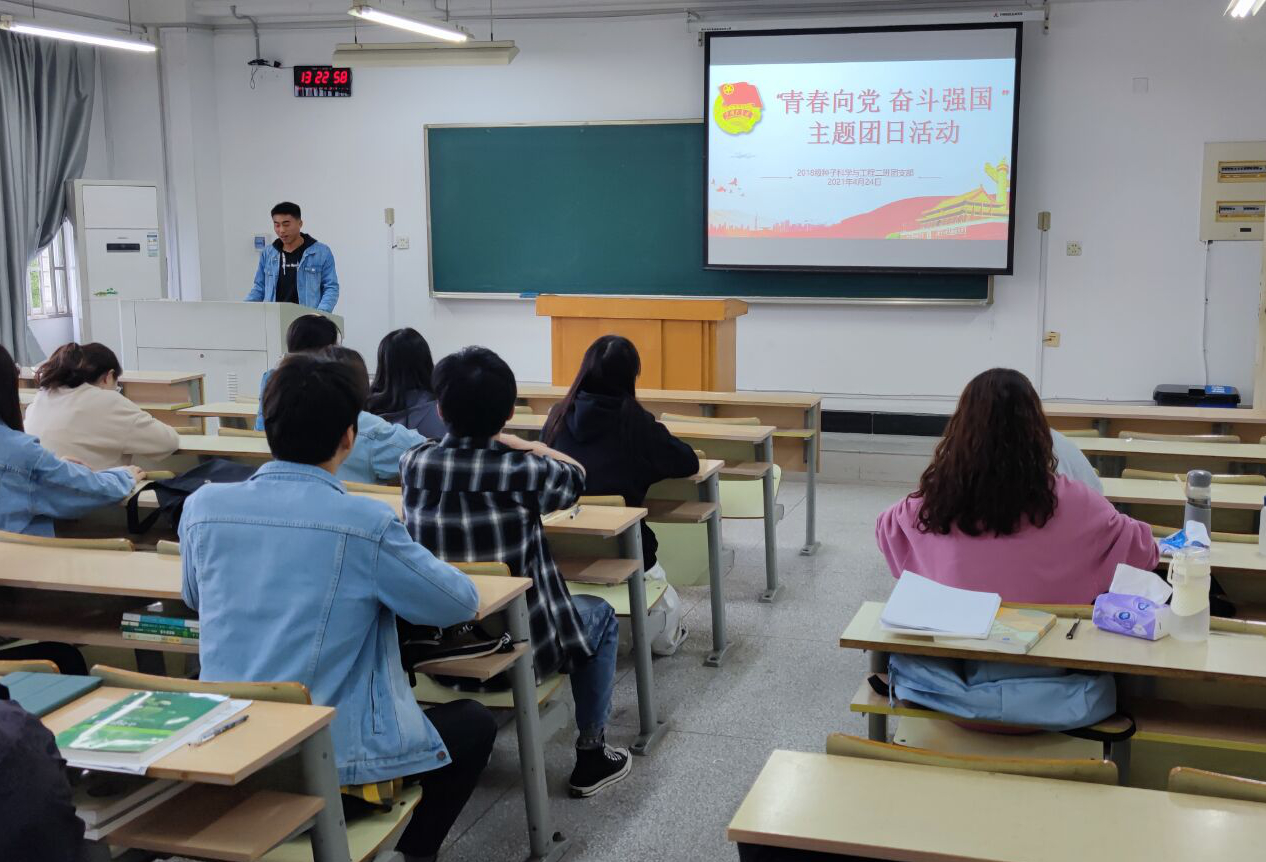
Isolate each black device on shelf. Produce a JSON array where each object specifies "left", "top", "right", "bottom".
[
  {"left": 1152, "top": 384, "right": 1241, "bottom": 408},
  {"left": 294, "top": 66, "right": 352, "bottom": 98}
]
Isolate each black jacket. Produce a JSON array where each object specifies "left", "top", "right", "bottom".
[
  {"left": 0, "top": 686, "right": 85, "bottom": 862},
  {"left": 547, "top": 392, "right": 699, "bottom": 568}
]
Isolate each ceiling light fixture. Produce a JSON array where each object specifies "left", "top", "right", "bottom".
[
  {"left": 348, "top": 4, "right": 469, "bottom": 42},
  {"left": 1226, "top": 0, "right": 1266, "bottom": 17},
  {"left": 0, "top": 15, "right": 156, "bottom": 52}
]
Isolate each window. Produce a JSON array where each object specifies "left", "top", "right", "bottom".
[{"left": 27, "top": 222, "right": 76, "bottom": 319}]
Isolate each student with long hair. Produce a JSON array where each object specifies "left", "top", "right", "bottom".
[
  {"left": 366, "top": 328, "right": 446, "bottom": 439},
  {"left": 322, "top": 345, "right": 426, "bottom": 484},
  {"left": 876, "top": 368, "right": 1157, "bottom": 604},
  {"left": 0, "top": 344, "right": 142, "bottom": 673},
  {"left": 542, "top": 335, "right": 698, "bottom": 654},
  {"left": 24, "top": 342, "right": 179, "bottom": 469}
]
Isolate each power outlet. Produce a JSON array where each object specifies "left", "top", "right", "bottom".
[
  {"left": 395, "top": 236, "right": 410, "bottom": 250},
  {"left": 1043, "top": 331, "right": 1061, "bottom": 347},
  {"left": 1066, "top": 241, "right": 1082, "bottom": 257}
]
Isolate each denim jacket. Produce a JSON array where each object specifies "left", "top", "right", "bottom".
[
  {"left": 246, "top": 240, "right": 339, "bottom": 312},
  {"left": 0, "top": 425, "right": 135, "bottom": 537},
  {"left": 179, "top": 461, "right": 480, "bottom": 785},
  {"left": 335, "top": 412, "right": 426, "bottom": 484}
]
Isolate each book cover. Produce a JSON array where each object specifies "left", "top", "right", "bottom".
[
  {"left": 934, "top": 608, "right": 1058, "bottom": 654},
  {"left": 56, "top": 691, "right": 228, "bottom": 755},
  {"left": 121, "top": 622, "right": 200, "bottom": 638},
  {"left": 121, "top": 600, "right": 198, "bottom": 629},
  {"left": 121, "top": 631, "right": 199, "bottom": 645}
]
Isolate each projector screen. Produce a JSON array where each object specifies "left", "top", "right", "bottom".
[{"left": 705, "top": 24, "right": 1022, "bottom": 274}]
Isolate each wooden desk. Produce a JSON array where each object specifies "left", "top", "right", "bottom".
[
  {"left": 517, "top": 382, "right": 823, "bottom": 556},
  {"left": 1044, "top": 400, "right": 1266, "bottom": 439},
  {"left": 44, "top": 687, "right": 347, "bottom": 862},
  {"left": 180, "top": 400, "right": 259, "bottom": 430},
  {"left": 841, "top": 601, "right": 1266, "bottom": 687},
  {"left": 506, "top": 413, "right": 783, "bottom": 602},
  {"left": 177, "top": 434, "right": 272, "bottom": 460},
  {"left": 1073, "top": 436, "right": 1266, "bottom": 464},
  {"left": 1102, "top": 477, "right": 1265, "bottom": 511},
  {"left": 729, "top": 750, "right": 1266, "bottom": 861}
]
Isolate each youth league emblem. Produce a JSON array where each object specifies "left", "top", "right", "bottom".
[{"left": 713, "top": 82, "right": 762, "bottom": 135}]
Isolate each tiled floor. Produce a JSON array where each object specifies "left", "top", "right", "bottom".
[{"left": 441, "top": 477, "right": 911, "bottom": 862}]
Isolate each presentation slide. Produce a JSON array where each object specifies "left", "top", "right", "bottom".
[{"left": 705, "top": 25, "right": 1021, "bottom": 273}]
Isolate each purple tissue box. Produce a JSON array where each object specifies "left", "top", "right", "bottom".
[{"left": 1092, "top": 593, "right": 1169, "bottom": 641}]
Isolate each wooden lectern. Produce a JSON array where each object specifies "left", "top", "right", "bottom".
[{"left": 536, "top": 296, "right": 748, "bottom": 391}]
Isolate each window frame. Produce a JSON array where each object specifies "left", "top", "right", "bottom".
[{"left": 27, "top": 223, "right": 76, "bottom": 320}]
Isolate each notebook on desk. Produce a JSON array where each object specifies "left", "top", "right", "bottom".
[
  {"left": 880, "top": 572, "right": 1001, "bottom": 640},
  {"left": 0, "top": 672, "right": 102, "bottom": 717}
]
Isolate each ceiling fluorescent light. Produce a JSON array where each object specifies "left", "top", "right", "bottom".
[
  {"left": 1226, "top": 0, "right": 1266, "bottom": 16},
  {"left": 348, "top": 4, "right": 468, "bottom": 42},
  {"left": 0, "top": 15, "right": 156, "bottom": 52},
  {"left": 333, "top": 40, "right": 518, "bottom": 67}
]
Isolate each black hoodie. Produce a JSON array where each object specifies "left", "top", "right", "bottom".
[
  {"left": 547, "top": 391, "right": 699, "bottom": 568},
  {"left": 273, "top": 233, "right": 317, "bottom": 305}
]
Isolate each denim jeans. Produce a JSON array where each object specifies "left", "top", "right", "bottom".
[{"left": 569, "top": 594, "right": 619, "bottom": 739}]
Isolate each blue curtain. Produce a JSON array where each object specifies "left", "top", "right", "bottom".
[{"left": 0, "top": 30, "right": 95, "bottom": 364}]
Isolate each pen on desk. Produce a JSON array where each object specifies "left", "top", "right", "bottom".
[
  {"left": 1066, "top": 618, "right": 1082, "bottom": 640},
  {"left": 191, "top": 714, "right": 249, "bottom": 746}
]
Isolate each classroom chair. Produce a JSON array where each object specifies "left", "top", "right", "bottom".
[
  {"left": 90, "top": 664, "right": 421, "bottom": 862},
  {"left": 0, "top": 658, "right": 59, "bottom": 674},
  {"left": 1167, "top": 767, "right": 1266, "bottom": 803},
  {"left": 1057, "top": 428, "right": 1103, "bottom": 438},
  {"left": 1123, "top": 468, "right": 1266, "bottom": 485},
  {"left": 0, "top": 530, "right": 134, "bottom": 552},
  {"left": 659, "top": 412, "right": 781, "bottom": 520},
  {"left": 1118, "top": 431, "right": 1242, "bottom": 444},
  {"left": 825, "top": 732, "right": 1118, "bottom": 785},
  {"left": 1120, "top": 469, "right": 1258, "bottom": 535},
  {"left": 513, "top": 404, "right": 532, "bottom": 414},
  {"left": 343, "top": 480, "right": 401, "bottom": 495}
]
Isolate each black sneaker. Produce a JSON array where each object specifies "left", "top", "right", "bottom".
[{"left": 568, "top": 742, "right": 632, "bottom": 798}]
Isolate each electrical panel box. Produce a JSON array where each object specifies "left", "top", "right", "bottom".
[
  {"left": 1200, "top": 142, "right": 1266, "bottom": 242},
  {"left": 66, "top": 180, "right": 167, "bottom": 343}
]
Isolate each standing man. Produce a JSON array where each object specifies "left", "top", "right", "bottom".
[{"left": 245, "top": 202, "right": 339, "bottom": 312}]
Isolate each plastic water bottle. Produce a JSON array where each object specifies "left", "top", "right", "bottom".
[
  {"left": 1167, "top": 547, "right": 1211, "bottom": 643},
  {"left": 1183, "top": 470, "right": 1213, "bottom": 537},
  {"left": 1259, "top": 495, "right": 1266, "bottom": 557}
]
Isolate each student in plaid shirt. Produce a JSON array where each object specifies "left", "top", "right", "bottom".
[{"left": 401, "top": 346, "right": 632, "bottom": 798}]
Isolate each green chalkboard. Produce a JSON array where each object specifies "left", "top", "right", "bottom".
[{"left": 426, "top": 122, "right": 989, "bottom": 302}]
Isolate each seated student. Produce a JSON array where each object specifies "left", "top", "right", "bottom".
[
  {"left": 0, "top": 346, "right": 141, "bottom": 674},
  {"left": 253, "top": 313, "right": 341, "bottom": 430},
  {"left": 0, "top": 682, "right": 85, "bottom": 862},
  {"left": 180, "top": 353, "right": 494, "bottom": 862},
  {"left": 542, "top": 335, "right": 698, "bottom": 655},
  {"left": 366, "top": 328, "right": 447, "bottom": 440},
  {"left": 322, "top": 346, "right": 426, "bottom": 484},
  {"left": 24, "top": 342, "right": 179, "bottom": 470},
  {"left": 876, "top": 368, "right": 1157, "bottom": 604},
  {"left": 1051, "top": 428, "right": 1103, "bottom": 494},
  {"left": 400, "top": 346, "right": 632, "bottom": 798}
]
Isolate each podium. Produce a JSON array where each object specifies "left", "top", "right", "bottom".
[
  {"left": 102, "top": 300, "right": 343, "bottom": 404},
  {"left": 536, "top": 296, "right": 748, "bottom": 391}
]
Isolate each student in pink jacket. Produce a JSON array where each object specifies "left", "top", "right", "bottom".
[{"left": 876, "top": 368, "right": 1158, "bottom": 604}]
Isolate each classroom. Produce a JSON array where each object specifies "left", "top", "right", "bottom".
[{"left": 1, "top": 0, "right": 1266, "bottom": 860}]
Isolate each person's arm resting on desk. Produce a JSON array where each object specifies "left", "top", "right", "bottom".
[
  {"left": 377, "top": 519, "right": 480, "bottom": 626},
  {"left": 30, "top": 451, "right": 138, "bottom": 520}
]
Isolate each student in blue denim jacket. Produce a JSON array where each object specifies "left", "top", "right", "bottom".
[
  {"left": 322, "top": 345, "right": 426, "bottom": 484},
  {"left": 244, "top": 202, "right": 339, "bottom": 312},
  {"left": 181, "top": 353, "right": 494, "bottom": 862},
  {"left": 0, "top": 345, "right": 141, "bottom": 673},
  {"left": 254, "top": 314, "right": 341, "bottom": 431}
]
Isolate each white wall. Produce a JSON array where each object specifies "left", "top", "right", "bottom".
[{"left": 94, "top": 0, "right": 1266, "bottom": 410}]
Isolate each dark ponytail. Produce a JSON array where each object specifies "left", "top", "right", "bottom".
[
  {"left": 0, "top": 344, "right": 22, "bottom": 431},
  {"left": 35, "top": 342, "right": 123, "bottom": 391}
]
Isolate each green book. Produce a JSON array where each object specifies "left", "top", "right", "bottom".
[
  {"left": 121, "top": 622, "right": 200, "bottom": 638},
  {"left": 55, "top": 691, "right": 237, "bottom": 773}
]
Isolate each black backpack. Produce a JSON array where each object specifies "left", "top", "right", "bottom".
[{"left": 126, "top": 459, "right": 259, "bottom": 534}]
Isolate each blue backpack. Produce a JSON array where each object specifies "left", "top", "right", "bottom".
[{"left": 885, "top": 653, "right": 1126, "bottom": 734}]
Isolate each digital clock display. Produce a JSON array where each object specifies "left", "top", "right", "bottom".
[{"left": 294, "top": 66, "right": 352, "bottom": 98}]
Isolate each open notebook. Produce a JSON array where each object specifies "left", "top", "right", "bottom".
[{"left": 880, "top": 571, "right": 1002, "bottom": 640}]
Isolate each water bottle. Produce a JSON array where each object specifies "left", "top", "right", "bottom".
[
  {"left": 1167, "top": 547, "right": 1211, "bottom": 642},
  {"left": 1183, "top": 470, "right": 1213, "bottom": 537}
]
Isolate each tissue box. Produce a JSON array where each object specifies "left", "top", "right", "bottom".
[{"left": 1093, "top": 593, "right": 1170, "bottom": 641}]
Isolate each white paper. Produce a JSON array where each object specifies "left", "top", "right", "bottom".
[
  {"left": 880, "top": 571, "right": 1001, "bottom": 639},
  {"left": 1110, "top": 563, "right": 1173, "bottom": 603},
  {"left": 1184, "top": 520, "right": 1211, "bottom": 548}
]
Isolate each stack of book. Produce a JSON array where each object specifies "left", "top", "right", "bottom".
[{"left": 120, "top": 601, "right": 199, "bottom": 646}]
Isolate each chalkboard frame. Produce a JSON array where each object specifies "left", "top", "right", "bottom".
[{"left": 424, "top": 120, "right": 994, "bottom": 305}]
